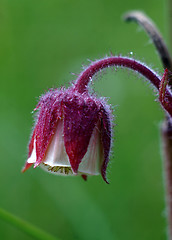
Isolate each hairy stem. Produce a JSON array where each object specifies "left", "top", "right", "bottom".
[
  {"left": 161, "top": 119, "right": 172, "bottom": 240},
  {"left": 74, "top": 56, "right": 172, "bottom": 116},
  {"left": 124, "top": 11, "right": 172, "bottom": 73},
  {"left": 161, "top": 3, "right": 172, "bottom": 239},
  {"left": 74, "top": 57, "right": 160, "bottom": 92},
  {"left": 169, "top": 0, "right": 172, "bottom": 55},
  {"left": 124, "top": 10, "right": 172, "bottom": 239}
]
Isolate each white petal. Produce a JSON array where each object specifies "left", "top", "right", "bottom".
[
  {"left": 78, "top": 123, "right": 103, "bottom": 175},
  {"left": 43, "top": 120, "right": 70, "bottom": 167},
  {"left": 30, "top": 119, "right": 103, "bottom": 177},
  {"left": 27, "top": 139, "right": 37, "bottom": 164},
  {"left": 40, "top": 120, "right": 74, "bottom": 176}
]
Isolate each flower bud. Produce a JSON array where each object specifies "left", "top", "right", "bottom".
[
  {"left": 23, "top": 56, "right": 169, "bottom": 183},
  {"left": 23, "top": 88, "right": 112, "bottom": 183}
]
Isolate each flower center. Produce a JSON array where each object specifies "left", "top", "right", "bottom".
[{"left": 42, "top": 163, "right": 73, "bottom": 175}]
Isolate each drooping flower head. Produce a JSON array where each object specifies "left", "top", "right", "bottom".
[
  {"left": 23, "top": 76, "right": 112, "bottom": 183},
  {"left": 23, "top": 56, "right": 172, "bottom": 183}
]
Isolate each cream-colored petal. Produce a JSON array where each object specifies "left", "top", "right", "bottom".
[
  {"left": 27, "top": 139, "right": 37, "bottom": 164},
  {"left": 37, "top": 119, "right": 103, "bottom": 177},
  {"left": 78, "top": 123, "right": 103, "bottom": 175},
  {"left": 43, "top": 120, "right": 71, "bottom": 167},
  {"left": 40, "top": 120, "right": 74, "bottom": 176}
]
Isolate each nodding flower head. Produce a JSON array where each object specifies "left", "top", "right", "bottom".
[
  {"left": 22, "top": 84, "right": 112, "bottom": 183},
  {"left": 23, "top": 56, "right": 172, "bottom": 183}
]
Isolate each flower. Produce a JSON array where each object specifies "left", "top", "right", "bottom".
[
  {"left": 23, "top": 56, "right": 172, "bottom": 183},
  {"left": 22, "top": 87, "right": 112, "bottom": 183}
]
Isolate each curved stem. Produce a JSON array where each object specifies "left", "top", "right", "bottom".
[
  {"left": 74, "top": 57, "right": 160, "bottom": 92},
  {"left": 168, "top": 0, "right": 172, "bottom": 55},
  {"left": 162, "top": 119, "right": 172, "bottom": 240},
  {"left": 74, "top": 56, "right": 172, "bottom": 116},
  {"left": 0, "top": 208, "right": 58, "bottom": 240},
  {"left": 124, "top": 11, "right": 172, "bottom": 72},
  {"left": 124, "top": 11, "right": 172, "bottom": 239}
]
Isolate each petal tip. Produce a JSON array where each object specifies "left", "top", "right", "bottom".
[
  {"left": 81, "top": 174, "right": 88, "bottom": 181},
  {"left": 22, "top": 162, "right": 33, "bottom": 173},
  {"left": 101, "top": 169, "right": 110, "bottom": 184},
  {"left": 70, "top": 163, "right": 79, "bottom": 174}
]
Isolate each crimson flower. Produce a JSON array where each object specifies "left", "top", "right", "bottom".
[
  {"left": 23, "top": 56, "right": 172, "bottom": 183},
  {"left": 23, "top": 85, "right": 112, "bottom": 183}
]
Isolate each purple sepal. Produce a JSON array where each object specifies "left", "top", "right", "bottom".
[
  {"left": 34, "top": 90, "right": 63, "bottom": 167},
  {"left": 100, "top": 106, "right": 112, "bottom": 184},
  {"left": 81, "top": 175, "right": 87, "bottom": 181},
  {"left": 63, "top": 93, "right": 100, "bottom": 173}
]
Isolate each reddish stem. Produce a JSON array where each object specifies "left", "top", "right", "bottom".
[
  {"left": 162, "top": 119, "right": 172, "bottom": 240},
  {"left": 74, "top": 56, "right": 172, "bottom": 117},
  {"left": 74, "top": 57, "right": 160, "bottom": 93}
]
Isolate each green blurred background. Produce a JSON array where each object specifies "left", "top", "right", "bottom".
[{"left": 0, "top": 0, "right": 169, "bottom": 239}]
